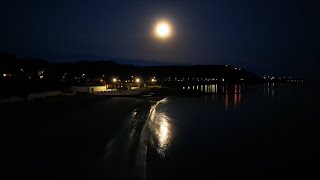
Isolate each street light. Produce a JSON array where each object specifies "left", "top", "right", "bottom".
[
  {"left": 136, "top": 78, "right": 140, "bottom": 88},
  {"left": 113, "top": 78, "right": 117, "bottom": 82}
]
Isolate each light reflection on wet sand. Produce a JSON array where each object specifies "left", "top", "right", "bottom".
[
  {"left": 147, "top": 98, "right": 172, "bottom": 157},
  {"left": 136, "top": 98, "right": 172, "bottom": 179}
]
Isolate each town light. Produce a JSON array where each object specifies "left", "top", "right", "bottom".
[
  {"left": 136, "top": 78, "right": 140, "bottom": 83},
  {"left": 113, "top": 78, "right": 117, "bottom": 82}
]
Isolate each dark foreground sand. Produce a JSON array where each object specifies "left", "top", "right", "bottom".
[{"left": 0, "top": 95, "right": 153, "bottom": 179}]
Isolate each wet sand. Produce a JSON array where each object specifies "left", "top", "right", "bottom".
[{"left": 0, "top": 95, "right": 152, "bottom": 179}]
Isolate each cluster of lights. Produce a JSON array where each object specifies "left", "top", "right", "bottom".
[
  {"left": 112, "top": 77, "right": 156, "bottom": 83},
  {"left": 259, "top": 75, "right": 303, "bottom": 83},
  {"left": 151, "top": 77, "right": 157, "bottom": 82},
  {"left": 112, "top": 77, "right": 141, "bottom": 83},
  {"left": 226, "top": 65, "right": 242, "bottom": 71},
  {"left": 38, "top": 70, "right": 45, "bottom": 79},
  {"left": 164, "top": 77, "right": 219, "bottom": 82}
]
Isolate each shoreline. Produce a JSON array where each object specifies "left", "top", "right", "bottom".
[
  {"left": 0, "top": 87, "right": 203, "bottom": 104},
  {"left": 1, "top": 82, "right": 305, "bottom": 104}
]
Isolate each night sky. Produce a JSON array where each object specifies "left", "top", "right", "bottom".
[{"left": 0, "top": 0, "right": 319, "bottom": 79}]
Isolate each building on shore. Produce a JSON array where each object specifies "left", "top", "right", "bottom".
[{"left": 72, "top": 85, "right": 107, "bottom": 93}]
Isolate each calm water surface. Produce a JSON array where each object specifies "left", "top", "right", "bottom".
[{"left": 142, "top": 83, "right": 320, "bottom": 179}]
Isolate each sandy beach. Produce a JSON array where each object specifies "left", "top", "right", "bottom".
[{"left": 0, "top": 95, "right": 153, "bottom": 179}]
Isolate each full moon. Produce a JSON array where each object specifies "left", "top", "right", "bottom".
[{"left": 154, "top": 20, "right": 172, "bottom": 39}]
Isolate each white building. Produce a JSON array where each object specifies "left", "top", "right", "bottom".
[{"left": 72, "top": 85, "right": 107, "bottom": 93}]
